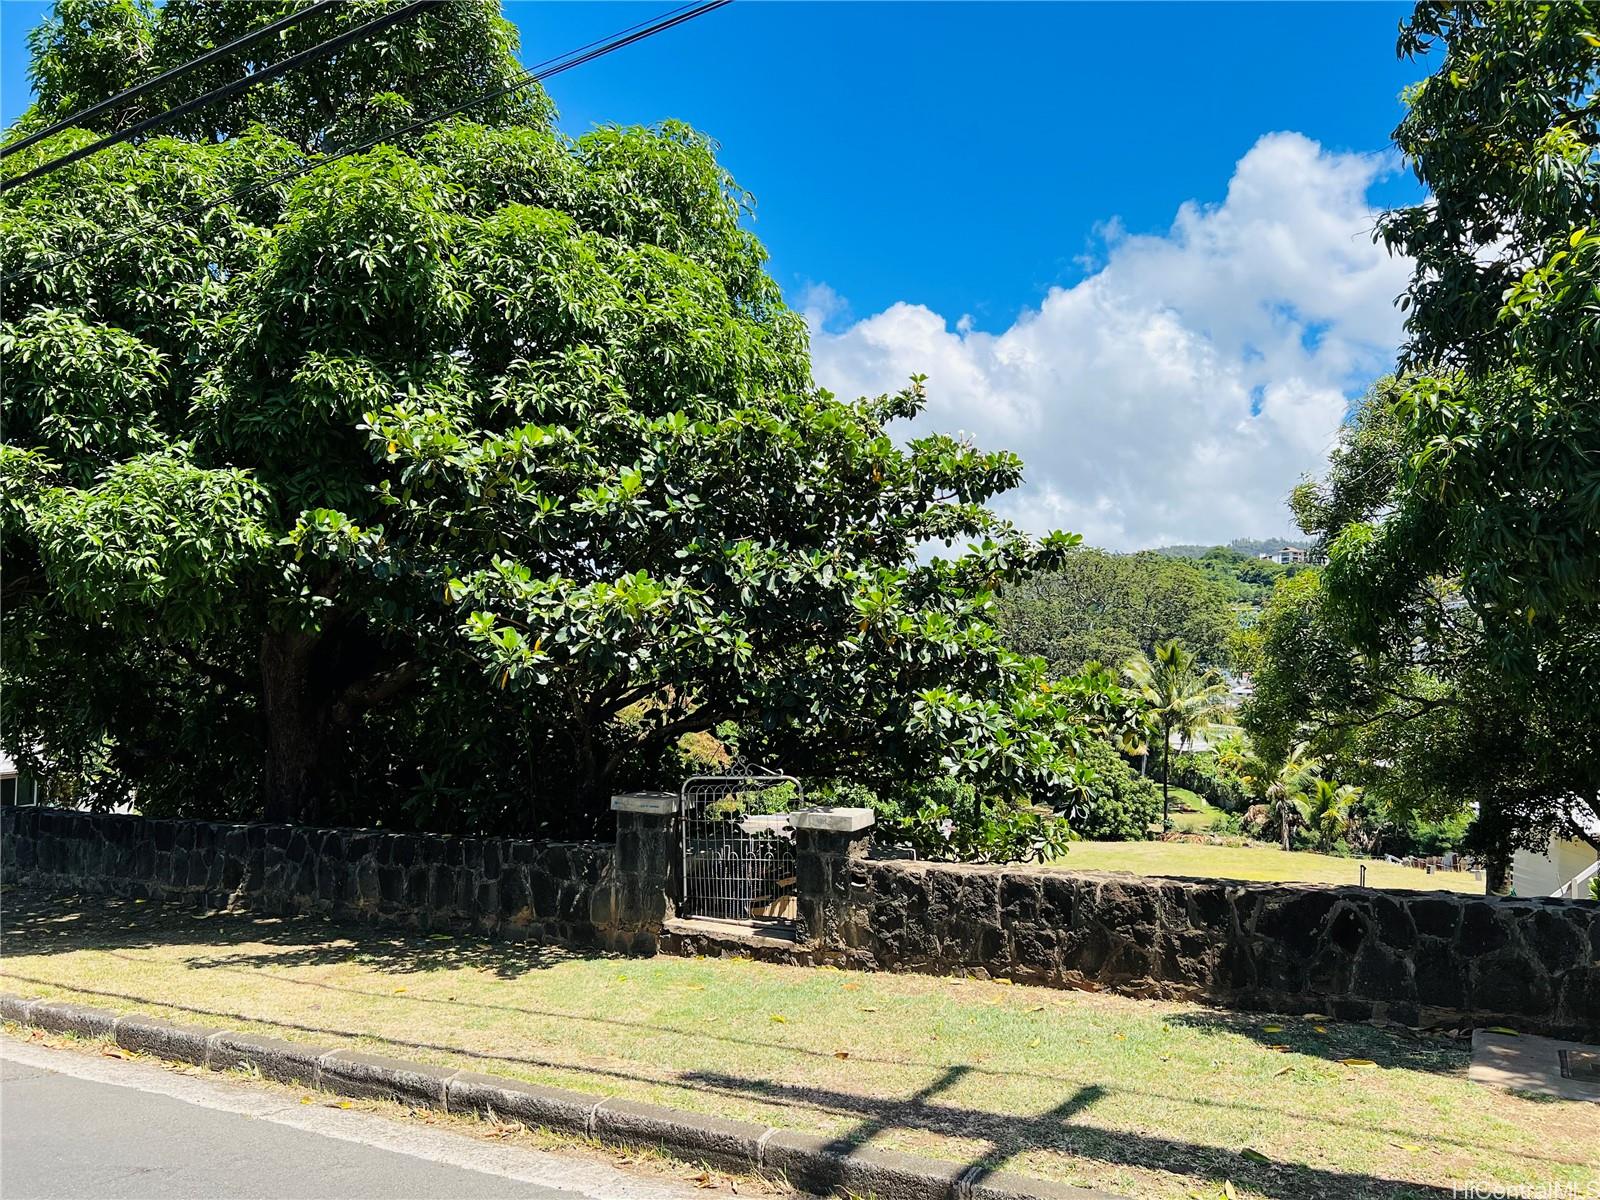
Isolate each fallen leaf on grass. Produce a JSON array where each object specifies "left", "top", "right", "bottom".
[
  {"left": 1028, "top": 1038, "right": 1041, "bottom": 1049},
  {"left": 1028, "top": 1004, "right": 1046, "bottom": 1012},
  {"left": 769, "top": 1014, "right": 787, "bottom": 1024},
  {"left": 1395, "top": 1142, "right": 1423, "bottom": 1152},
  {"left": 1113, "top": 1033, "right": 1126, "bottom": 1040},
  {"left": 1224, "top": 1181, "right": 1239, "bottom": 1200},
  {"left": 1266, "top": 1044, "right": 1290, "bottom": 1052},
  {"left": 1340, "top": 1057, "right": 1378, "bottom": 1069},
  {"left": 1483, "top": 1026, "right": 1520, "bottom": 1036},
  {"left": 429, "top": 933, "right": 451, "bottom": 941},
  {"left": 299, "top": 1096, "right": 313, "bottom": 1105},
  {"left": 1303, "top": 1012, "right": 1330, "bottom": 1020},
  {"left": 101, "top": 1047, "right": 127, "bottom": 1059},
  {"left": 693, "top": 1170, "right": 715, "bottom": 1188},
  {"left": 393, "top": 987, "right": 407, "bottom": 994},
  {"left": 994, "top": 978, "right": 1013, "bottom": 986},
  {"left": 842, "top": 982, "right": 861, "bottom": 991},
  {"left": 1262, "top": 1025, "right": 1283, "bottom": 1033},
  {"left": 834, "top": 1051, "right": 849, "bottom": 1059},
  {"left": 1312, "top": 1026, "right": 1328, "bottom": 1034},
  {"left": 1273, "top": 1065, "right": 1293, "bottom": 1076},
  {"left": 859, "top": 1006, "right": 878, "bottom": 1013},
  {"left": 1241, "top": 1149, "right": 1271, "bottom": 1164}
]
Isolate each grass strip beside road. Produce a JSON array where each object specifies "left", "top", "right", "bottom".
[{"left": 1, "top": 892, "right": 1588, "bottom": 1200}]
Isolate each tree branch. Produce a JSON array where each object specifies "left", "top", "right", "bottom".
[
  {"left": 170, "top": 643, "right": 252, "bottom": 693},
  {"left": 331, "top": 661, "right": 421, "bottom": 725}
]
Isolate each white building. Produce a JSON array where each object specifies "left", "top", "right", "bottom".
[
  {"left": 0, "top": 748, "right": 41, "bottom": 807},
  {"left": 1257, "top": 546, "right": 1330, "bottom": 566},
  {"left": 1512, "top": 806, "right": 1600, "bottom": 899}
]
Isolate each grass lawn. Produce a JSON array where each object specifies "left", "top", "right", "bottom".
[
  {"left": 1161, "top": 786, "right": 1221, "bottom": 834},
  {"left": 3, "top": 892, "right": 1590, "bottom": 1200},
  {"left": 1057, "top": 841, "right": 1485, "bottom": 894}
]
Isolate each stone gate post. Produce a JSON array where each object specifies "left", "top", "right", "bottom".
[
  {"left": 609, "top": 792, "right": 679, "bottom": 952},
  {"left": 791, "top": 807, "right": 874, "bottom": 949}
]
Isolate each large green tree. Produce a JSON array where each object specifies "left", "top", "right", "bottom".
[
  {"left": 2, "top": 0, "right": 1094, "bottom": 835},
  {"left": 998, "top": 548, "right": 1236, "bottom": 675},
  {"left": 1302, "top": 2, "right": 1600, "bottom": 859},
  {"left": 1245, "top": 382, "right": 1598, "bottom": 864}
]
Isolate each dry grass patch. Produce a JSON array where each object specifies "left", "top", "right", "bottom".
[{"left": 1, "top": 891, "right": 1590, "bottom": 1200}]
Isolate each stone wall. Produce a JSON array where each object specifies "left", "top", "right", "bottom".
[
  {"left": 7, "top": 804, "right": 1596, "bottom": 1038},
  {"left": 0, "top": 806, "right": 652, "bottom": 951},
  {"left": 816, "top": 859, "right": 1599, "bottom": 1040}
]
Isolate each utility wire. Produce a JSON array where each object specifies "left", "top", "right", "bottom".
[
  {"left": 3, "top": 0, "right": 731, "bottom": 287},
  {"left": 3, "top": 0, "right": 342, "bottom": 160},
  {"left": 1, "top": 0, "right": 444, "bottom": 194}
]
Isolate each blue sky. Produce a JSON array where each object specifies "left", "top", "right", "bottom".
[{"left": 0, "top": 2, "right": 1432, "bottom": 547}]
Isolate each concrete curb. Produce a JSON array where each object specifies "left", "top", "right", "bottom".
[{"left": 1, "top": 993, "right": 1119, "bottom": 1200}]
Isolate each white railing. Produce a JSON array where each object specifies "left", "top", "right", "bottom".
[{"left": 1553, "top": 857, "right": 1600, "bottom": 899}]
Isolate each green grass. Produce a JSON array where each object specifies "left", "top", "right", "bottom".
[
  {"left": 3, "top": 891, "right": 1587, "bottom": 1200},
  {"left": 1055, "top": 840, "right": 1484, "bottom": 893},
  {"left": 1161, "top": 786, "right": 1222, "bottom": 833}
]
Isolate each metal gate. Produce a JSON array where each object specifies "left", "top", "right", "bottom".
[{"left": 679, "top": 764, "right": 802, "bottom": 924}]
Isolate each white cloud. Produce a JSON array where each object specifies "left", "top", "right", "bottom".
[{"left": 805, "top": 132, "right": 1412, "bottom": 550}]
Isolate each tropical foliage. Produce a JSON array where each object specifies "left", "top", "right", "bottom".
[
  {"left": 998, "top": 547, "right": 1236, "bottom": 673},
  {"left": 1122, "top": 640, "right": 1229, "bottom": 831},
  {"left": 1259, "top": 742, "right": 1318, "bottom": 852}
]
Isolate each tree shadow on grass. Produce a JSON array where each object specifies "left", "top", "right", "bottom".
[
  {"left": 1164, "top": 1008, "right": 1472, "bottom": 1077},
  {"left": 0, "top": 889, "right": 606, "bottom": 979},
  {"left": 1, "top": 890, "right": 1576, "bottom": 1198},
  {"left": 682, "top": 1068, "right": 1473, "bottom": 1200},
  {"left": 0, "top": 961, "right": 1473, "bottom": 1200}
]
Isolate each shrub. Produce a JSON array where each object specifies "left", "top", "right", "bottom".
[
  {"left": 1211, "top": 811, "right": 1244, "bottom": 837},
  {"left": 811, "top": 778, "right": 899, "bottom": 821},
  {"left": 874, "top": 777, "right": 1070, "bottom": 863},
  {"left": 1379, "top": 809, "right": 1473, "bottom": 858},
  {"left": 888, "top": 796, "right": 1072, "bottom": 864},
  {"left": 1070, "top": 739, "right": 1161, "bottom": 841}
]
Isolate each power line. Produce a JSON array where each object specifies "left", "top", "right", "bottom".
[
  {"left": 1, "top": 0, "right": 444, "bottom": 194},
  {"left": 2, "top": 0, "right": 732, "bottom": 287},
  {"left": 2, "top": 0, "right": 342, "bottom": 160}
]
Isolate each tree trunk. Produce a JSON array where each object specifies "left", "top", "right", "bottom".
[
  {"left": 1485, "top": 852, "right": 1513, "bottom": 897},
  {"left": 259, "top": 629, "right": 328, "bottom": 825},
  {"left": 1161, "top": 723, "right": 1171, "bottom": 833},
  {"left": 1281, "top": 802, "right": 1291, "bottom": 852}
]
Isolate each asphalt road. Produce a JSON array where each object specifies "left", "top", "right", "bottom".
[{"left": 0, "top": 1039, "right": 701, "bottom": 1200}]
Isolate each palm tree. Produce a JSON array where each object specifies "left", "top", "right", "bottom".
[
  {"left": 1123, "top": 640, "right": 1230, "bottom": 832},
  {"left": 1263, "top": 743, "right": 1319, "bottom": 851},
  {"left": 1307, "top": 779, "right": 1362, "bottom": 851}
]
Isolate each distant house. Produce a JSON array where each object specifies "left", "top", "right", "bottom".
[
  {"left": 1256, "top": 546, "right": 1329, "bottom": 566},
  {"left": 0, "top": 748, "right": 41, "bottom": 807}
]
